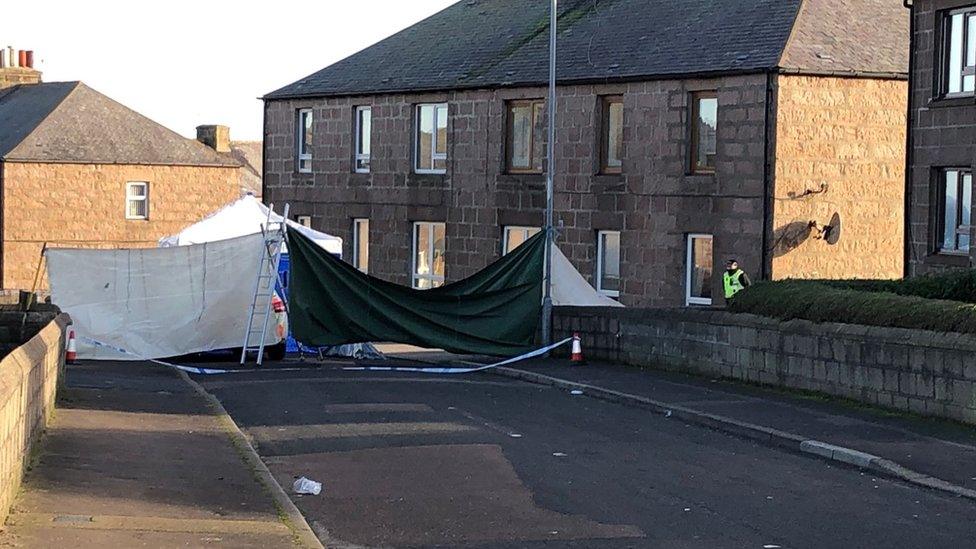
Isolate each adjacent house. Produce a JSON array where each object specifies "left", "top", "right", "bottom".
[
  {"left": 262, "top": 0, "right": 908, "bottom": 307},
  {"left": 0, "top": 62, "right": 240, "bottom": 289},
  {"left": 904, "top": 0, "right": 976, "bottom": 276},
  {"left": 195, "top": 124, "right": 263, "bottom": 198}
]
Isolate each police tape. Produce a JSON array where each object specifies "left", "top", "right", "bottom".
[
  {"left": 343, "top": 337, "right": 574, "bottom": 375},
  {"left": 79, "top": 336, "right": 573, "bottom": 376}
]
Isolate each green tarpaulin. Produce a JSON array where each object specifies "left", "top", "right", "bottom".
[{"left": 287, "top": 229, "right": 546, "bottom": 356}]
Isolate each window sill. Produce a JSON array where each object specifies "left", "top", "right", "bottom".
[
  {"left": 407, "top": 173, "right": 447, "bottom": 187},
  {"left": 927, "top": 252, "right": 971, "bottom": 267},
  {"left": 926, "top": 96, "right": 975, "bottom": 109},
  {"left": 497, "top": 173, "right": 545, "bottom": 184}
]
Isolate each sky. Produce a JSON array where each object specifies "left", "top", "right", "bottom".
[{"left": 0, "top": 0, "right": 457, "bottom": 141}]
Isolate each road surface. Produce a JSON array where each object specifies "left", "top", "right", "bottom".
[{"left": 197, "top": 365, "right": 976, "bottom": 548}]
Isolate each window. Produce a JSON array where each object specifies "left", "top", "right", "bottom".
[
  {"left": 412, "top": 222, "right": 446, "bottom": 289},
  {"left": 415, "top": 104, "right": 448, "bottom": 173},
  {"left": 506, "top": 100, "right": 546, "bottom": 173},
  {"left": 690, "top": 92, "right": 718, "bottom": 173},
  {"left": 297, "top": 108, "right": 313, "bottom": 173},
  {"left": 685, "top": 234, "right": 713, "bottom": 306},
  {"left": 355, "top": 106, "right": 371, "bottom": 173},
  {"left": 296, "top": 215, "right": 312, "bottom": 228},
  {"left": 125, "top": 182, "right": 148, "bottom": 220},
  {"left": 353, "top": 218, "right": 369, "bottom": 273},
  {"left": 597, "top": 231, "right": 621, "bottom": 297},
  {"left": 940, "top": 169, "right": 973, "bottom": 254},
  {"left": 503, "top": 226, "right": 541, "bottom": 254},
  {"left": 600, "top": 96, "right": 624, "bottom": 174},
  {"left": 942, "top": 7, "right": 976, "bottom": 97}
]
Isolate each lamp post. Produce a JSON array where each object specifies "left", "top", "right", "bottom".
[{"left": 541, "top": 0, "right": 557, "bottom": 347}]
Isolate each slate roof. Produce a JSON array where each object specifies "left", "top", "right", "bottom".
[
  {"left": 266, "top": 0, "right": 908, "bottom": 100},
  {"left": 780, "top": 0, "right": 909, "bottom": 75},
  {"left": 0, "top": 82, "right": 240, "bottom": 167},
  {"left": 228, "top": 141, "right": 263, "bottom": 197}
]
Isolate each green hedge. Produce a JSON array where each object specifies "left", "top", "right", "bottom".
[
  {"left": 727, "top": 279, "right": 976, "bottom": 335},
  {"left": 820, "top": 269, "right": 976, "bottom": 304}
]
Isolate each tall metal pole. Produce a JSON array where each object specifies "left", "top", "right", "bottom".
[{"left": 541, "top": 0, "right": 557, "bottom": 347}]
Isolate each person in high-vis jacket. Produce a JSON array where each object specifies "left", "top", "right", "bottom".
[{"left": 723, "top": 259, "right": 751, "bottom": 299}]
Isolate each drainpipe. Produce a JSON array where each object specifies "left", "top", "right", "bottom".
[
  {"left": 760, "top": 70, "right": 775, "bottom": 280},
  {"left": 902, "top": 0, "right": 915, "bottom": 278}
]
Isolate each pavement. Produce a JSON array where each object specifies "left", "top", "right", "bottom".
[
  {"left": 192, "top": 359, "right": 976, "bottom": 548},
  {"left": 0, "top": 361, "right": 305, "bottom": 548}
]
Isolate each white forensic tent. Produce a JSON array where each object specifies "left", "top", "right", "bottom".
[
  {"left": 159, "top": 195, "right": 343, "bottom": 255},
  {"left": 47, "top": 233, "right": 278, "bottom": 360},
  {"left": 550, "top": 245, "right": 624, "bottom": 308}
]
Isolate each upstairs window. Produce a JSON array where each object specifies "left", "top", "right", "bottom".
[
  {"left": 355, "top": 106, "right": 371, "bottom": 173},
  {"left": 415, "top": 104, "right": 448, "bottom": 174},
  {"left": 600, "top": 96, "right": 624, "bottom": 174},
  {"left": 689, "top": 92, "right": 718, "bottom": 174},
  {"left": 939, "top": 168, "right": 973, "bottom": 254},
  {"left": 503, "top": 226, "right": 541, "bottom": 254},
  {"left": 296, "top": 215, "right": 312, "bottom": 228},
  {"left": 597, "top": 230, "right": 621, "bottom": 297},
  {"left": 942, "top": 7, "right": 976, "bottom": 97},
  {"left": 506, "top": 100, "right": 546, "bottom": 173},
  {"left": 125, "top": 182, "right": 148, "bottom": 220},
  {"left": 412, "top": 222, "right": 446, "bottom": 289},
  {"left": 297, "top": 108, "right": 313, "bottom": 173}
]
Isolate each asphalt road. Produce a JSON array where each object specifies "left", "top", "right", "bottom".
[{"left": 197, "top": 365, "right": 976, "bottom": 548}]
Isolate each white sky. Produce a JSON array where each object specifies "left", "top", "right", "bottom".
[{"left": 0, "top": 0, "right": 457, "bottom": 141}]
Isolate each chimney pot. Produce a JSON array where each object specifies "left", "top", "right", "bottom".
[
  {"left": 25, "top": 50, "right": 33, "bottom": 68},
  {"left": 18, "top": 50, "right": 26, "bottom": 67},
  {"left": 196, "top": 125, "right": 231, "bottom": 153}
]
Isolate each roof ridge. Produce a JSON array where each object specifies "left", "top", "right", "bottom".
[
  {"left": 775, "top": 0, "right": 808, "bottom": 69},
  {"left": 70, "top": 82, "right": 241, "bottom": 167}
]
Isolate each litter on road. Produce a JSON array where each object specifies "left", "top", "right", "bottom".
[
  {"left": 570, "top": 390, "right": 584, "bottom": 395},
  {"left": 293, "top": 477, "right": 322, "bottom": 495}
]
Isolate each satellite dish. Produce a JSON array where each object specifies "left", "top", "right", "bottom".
[{"left": 825, "top": 212, "right": 841, "bottom": 245}]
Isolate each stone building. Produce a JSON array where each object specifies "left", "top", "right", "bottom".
[
  {"left": 904, "top": 0, "right": 976, "bottom": 276},
  {"left": 0, "top": 67, "right": 240, "bottom": 289},
  {"left": 195, "top": 124, "right": 263, "bottom": 198},
  {"left": 263, "top": 0, "right": 908, "bottom": 307}
]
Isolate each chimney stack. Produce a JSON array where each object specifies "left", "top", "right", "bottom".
[
  {"left": 0, "top": 46, "right": 42, "bottom": 89},
  {"left": 196, "top": 125, "right": 231, "bottom": 153}
]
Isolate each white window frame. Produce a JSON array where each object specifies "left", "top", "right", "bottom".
[
  {"left": 502, "top": 226, "right": 541, "bottom": 255},
  {"left": 297, "top": 108, "right": 313, "bottom": 173},
  {"left": 125, "top": 181, "right": 149, "bottom": 220},
  {"left": 942, "top": 7, "right": 976, "bottom": 97},
  {"left": 296, "top": 215, "right": 312, "bottom": 228},
  {"left": 352, "top": 218, "right": 369, "bottom": 273},
  {"left": 412, "top": 222, "right": 446, "bottom": 289},
  {"left": 414, "top": 103, "right": 448, "bottom": 174},
  {"left": 596, "top": 230, "right": 621, "bottom": 298},
  {"left": 685, "top": 233, "right": 714, "bottom": 307},
  {"left": 940, "top": 168, "right": 973, "bottom": 254},
  {"left": 354, "top": 106, "right": 371, "bottom": 173}
]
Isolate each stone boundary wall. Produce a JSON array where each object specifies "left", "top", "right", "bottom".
[
  {"left": 0, "top": 313, "right": 69, "bottom": 523},
  {"left": 553, "top": 307, "right": 976, "bottom": 424}
]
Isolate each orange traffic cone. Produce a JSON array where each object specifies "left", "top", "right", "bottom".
[
  {"left": 571, "top": 332, "right": 585, "bottom": 364},
  {"left": 66, "top": 329, "right": 78, "bottom": 364}
]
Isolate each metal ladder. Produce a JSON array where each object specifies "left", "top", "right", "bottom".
[{"left": 240, "top": 203, "right": 289, "bottom": 365}]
